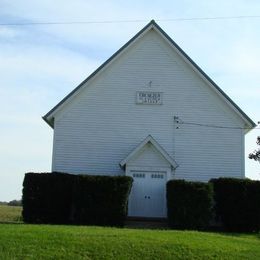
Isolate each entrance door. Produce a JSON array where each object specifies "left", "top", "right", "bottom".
[{"left": 128, "top": 171, "right": 167, "bottom": 218}]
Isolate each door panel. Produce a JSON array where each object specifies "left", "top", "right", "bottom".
[
  {"left": 147, "top": 173, "right": 166, "bottom": 217},
  {"left": 128, "top": 173, "right": 147, "bottom": 217}
]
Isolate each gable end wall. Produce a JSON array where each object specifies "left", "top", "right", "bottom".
[{"left": 52, "top": 30, "right": 245, "bottom": 180}]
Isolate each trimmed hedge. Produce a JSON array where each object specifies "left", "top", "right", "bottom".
[
  {"left": 22, "top": 172, "right": 74, "bottom": 224},
  {"left": 167, "top": 180, "right": 213, "bottom": 230},
  {"left": 73, "top": 175, "right": 133, "bottom": 226},
  {"left": 22, "top": 172, "right": 133, "bottom": 226},
  {"left": 210, "top": 178, "right": 260, "bottom": 232}
]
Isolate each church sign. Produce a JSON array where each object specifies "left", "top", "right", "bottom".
[{"left": 136, "top": 91, "right": 163, "bottom": 105}]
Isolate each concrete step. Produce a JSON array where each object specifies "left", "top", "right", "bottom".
[{"left": 125, "top": 218, "right": 168, "bottom": 229}]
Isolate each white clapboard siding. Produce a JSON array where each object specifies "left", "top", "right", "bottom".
[{"left": 52, "top": 29, "right": 245, "bottom": 180}]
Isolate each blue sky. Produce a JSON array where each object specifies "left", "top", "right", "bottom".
[{"left": 0, "top": 0, "right": 259, "bottom": 201}]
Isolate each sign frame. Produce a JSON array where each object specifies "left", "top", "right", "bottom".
[{"left": 136, "top": 91, "right": 163, "bottom": 105}]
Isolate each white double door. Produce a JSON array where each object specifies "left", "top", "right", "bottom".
[{"left": 128, "top": 171, "right": 167, "bottom": 218}]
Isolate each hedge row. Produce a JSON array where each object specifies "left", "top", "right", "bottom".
[
  {"left": 211, "top": 178, "right": 260, "bottom": 232},
  {"left": 23, "top": 173, "right": 260, "bottom": 231},
  {"left": 167, "top": 180, "right": 213, "bottom": 230},
  {"left": 22, "top": 172, "right": 133, "bottom": 226},
  {"left": 167, "top": 178, "right": 260, "bottom": 232}
]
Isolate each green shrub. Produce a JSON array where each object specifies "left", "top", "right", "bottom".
[
  {"left": 73, "top": 175, "right": 133, "bottom": 226},
  {"left": 210, "top": 178, "right": 260, "bottom": 232},
  {"left": 167, "top": 180, "right": 213, "bottom": 230},
  {"left": 22, "top": 172, "right": 133, "bottom": 226},
  {"left": 22, "top": 172, "right": 74, "bottom": 224}
]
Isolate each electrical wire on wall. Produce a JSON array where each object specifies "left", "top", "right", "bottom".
[{"left": 173, "top": 116, "right": 260, "bottom": 130}]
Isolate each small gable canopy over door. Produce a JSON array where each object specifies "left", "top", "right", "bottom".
[{"left": 120, "top": 135, "right": 178, "bottom": 218}]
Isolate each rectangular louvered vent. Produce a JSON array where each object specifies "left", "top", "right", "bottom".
[
  {"left": 133, "top": 173, "right": 145, "bottom": 178},
  {"left": 151, "top": 174, "right": 164, "bottom": 179}
]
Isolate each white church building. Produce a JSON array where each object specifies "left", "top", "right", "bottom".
[{"left": 43, "top": 20, "right": 255, "bottom": 218}]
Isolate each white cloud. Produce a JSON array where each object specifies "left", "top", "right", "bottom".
[
  {"left": 0, "top": 27, "right": 20, "bottom": 38},
  {"left": 0, "top": 44, "right": 100, "bottom": 83}
]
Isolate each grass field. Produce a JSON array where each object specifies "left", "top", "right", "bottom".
[
  {"left": 0, "top": 205, "right": 260, "bottom": 259},
  {"left": 0, "top": 205, "right": 22, "bottom": 223},
  {"left": 0, "top": 224, "right": 259, "bottom": 259}
]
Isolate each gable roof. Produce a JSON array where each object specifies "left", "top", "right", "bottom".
[
  {"left": 43, "top": 20, "right": 256, "bottom": 129},
  {"left": 120, "top": 135, "right": 179, "bottom": 169}
]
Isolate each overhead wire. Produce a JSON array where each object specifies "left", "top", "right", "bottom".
[{"left": 0, "top": 15, "right": 260, "bottom": 26}]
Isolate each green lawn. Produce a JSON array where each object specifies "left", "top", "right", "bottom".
[
  {"left": 0, "top": 206, "right": 259, "bottom": 259},
  {"left": 0, "top": 205, "right": 22, "bottom": 223},
  {"left": 0, "top": 224, "right": 259, "bottom": 259}
]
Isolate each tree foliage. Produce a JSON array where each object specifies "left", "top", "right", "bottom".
[
  {"left": 8, "top": 200, "right": 22, "bottom": 206},
  {"left": 249, "top": 136, "right": 260, "bottom": 162}
]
